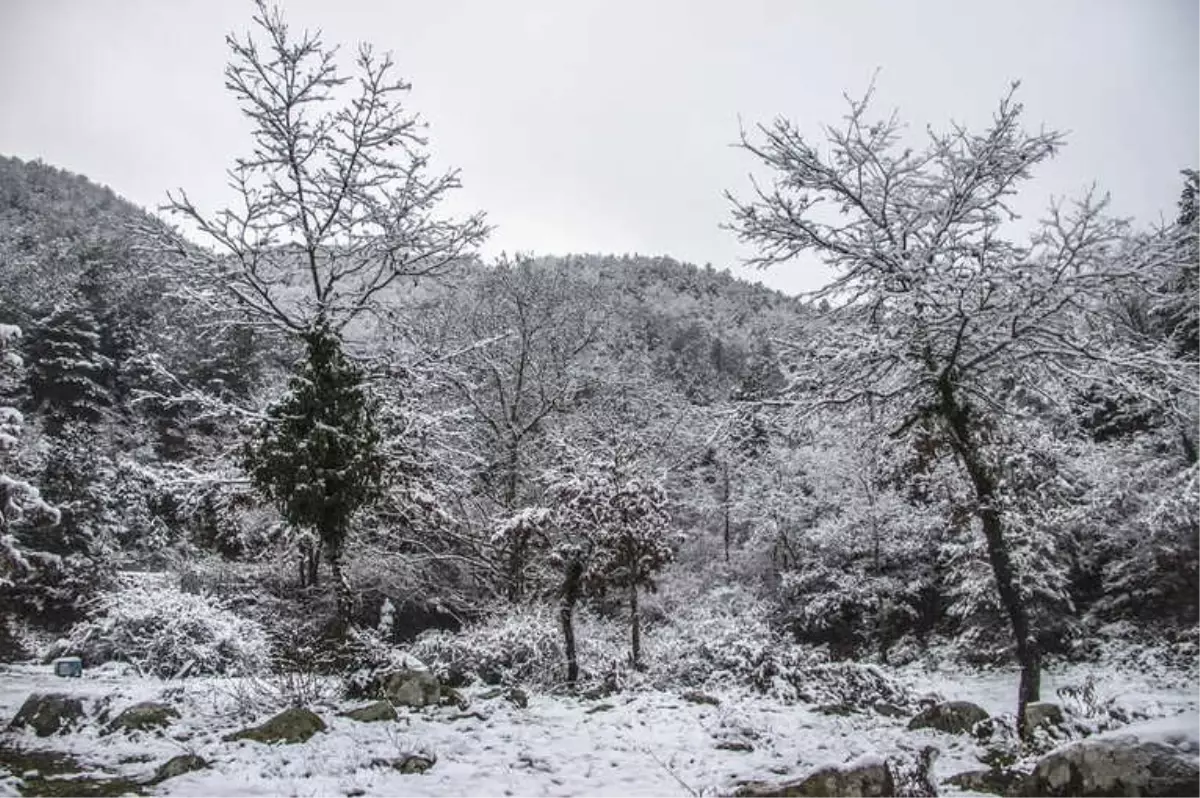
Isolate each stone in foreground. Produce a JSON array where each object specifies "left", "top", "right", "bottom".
[
  {"left": 224, "top": 707, "right": 326, "bottom": 744},
  {"left": 1024, "top": 732, "right": 1200, "bottom": 797},
  {"left": 7, "top": 693, "right": 86, "bottom": 737},
  {"left": 735, "top": 755, "right": 895, "bottom": 797},
  {"left": 382, "top": 669, "right": 441, "bottom": 708},
  {"left": 907, "top": 700, "right": 989, "bottom": 735},
  {"left": 153, "top": 754, "right": 209, "bottom": 783},
  {"left": 944, "top": 768, "right": 1025, "bottom": 796},
  {"left": 105, "top": 701, "right": 180, "bottom": 735},
  {"left": 341, "top": 700, "right": 398, "bottom": 723}
]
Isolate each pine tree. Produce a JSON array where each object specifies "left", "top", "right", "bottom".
[
  {"left": 0, "top": 323, "right": 62, "bottom": 653},
  {"left": 243, "top": 321, "right": 385, "bottom": 626},
  {"left": 24, "top": 303, "right": 111, "bottom": 433}
]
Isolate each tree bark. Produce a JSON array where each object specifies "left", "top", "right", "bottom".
[
  {"left": 561, "top": 560, "right": 583, "bottom": 687},
  {"left": 940, "top": 383, "right": 1041, "bottom": 738},
  {"left": 327, "top": 543, "right": 354, "bottom": 632},
  {"left": 504, "top": 440, "right": 524, "bottom": 603},
  {"left": 299, "top": 536, "right": 319, "bottom": 588},
  {"left": 722, "top": 464, "right": 731, "bottom": 562},
  {"left": 629, "top": 578, "right": 641, "bottom": 669}
]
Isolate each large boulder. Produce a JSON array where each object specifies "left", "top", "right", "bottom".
[
  {"left": 104, "top": 701, "right": 180, "bottom": 735},
  {"left": 735, "top": 755, "right": 895, "bottom": 797},
  {"left": 382, "top": 669, "right": 441, "bottom": 708},
  {"left": 341, "top": 700, "right": 398, "bottom": 723},
  {"left": 908, "top": 700, "right": 989, "bottom": 735},
  {"left": 224, "top": 707, "right": 326, "bottom": 744},
  {"left": 6, "top": 693, "right": 86, "bottom": 737},
  {"left": 153, "top": 754, "right": 209, "bottom": 783},
  {"left": 1024, "top": 714, "right": 1200, "bottom": 797},
  {"left": 945, "top": 768, "right": 1025, "bottom": 796}
]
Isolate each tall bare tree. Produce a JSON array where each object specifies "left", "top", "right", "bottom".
[
  {"left": 728, "top": 83, "right": 1181, "bottom": 736},
  {"left": 155, "top": 0, "right": 488, "bottom": 333}
]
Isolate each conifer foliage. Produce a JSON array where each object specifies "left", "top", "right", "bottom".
[{"left": 243, "top": 321, "right": 385, "bottom": 623}]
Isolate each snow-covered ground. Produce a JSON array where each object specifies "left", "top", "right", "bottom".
[{"left": 0, "top": 660, "right": 1195, "bottom": 797}]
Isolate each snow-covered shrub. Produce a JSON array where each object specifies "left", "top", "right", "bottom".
[
  {"left": 61, "top": 577, "right": 269, "bottom": 677},
  {"left": 793, "top": 661, "right": 916, "bottom": 708},
  {"left": 409, "top": 605, "right": 562, "bottom": 687},
  {"left": 342, "top": 625, "right": 429, "bottom": 698},
  {"left": 644, "top": 582, "right": 778, "bottom": 688},
  {"left": 645, "top": 580, "right": 917, "bottom": 708},
  {"left": 777, "top": 563, "right": 922, "bottom": 659},
  {"left": 407, "top": 604, "right": 626, "bottom": 690}
]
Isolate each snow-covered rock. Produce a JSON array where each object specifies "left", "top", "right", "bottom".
[
  {"left": 735, "top": 754, "right": 896, "bottom": 797},
  {"left": 104, "top": 700, "right": 180, "bottom": 735},
  {"left": 1025, "top": 711, "right": 1200, "bottom": 797},
  {"left": 907, "top": 700, "right": 989, "bottom": 735},
  {"left": 7, "top": 692, "right": 85, "bottom": 736},
  {"left": 224, "top": 706, "right": 327, "bottom": 744},
  {"left": 341, "top": 700, "right": 398, "bottom": 723},
  {"left": 382, "top": 668, "right": 441, "bottom": 708}
]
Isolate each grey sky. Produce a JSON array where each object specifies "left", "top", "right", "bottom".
[{"left": 1, "top": 0, "right": 1196, "bottom": 295}]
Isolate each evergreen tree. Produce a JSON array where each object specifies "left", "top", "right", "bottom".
[
  {"left": 243, "top": 321, "right": 385, "bottom": 626},
  {"left": 0, "top": 324, "right": 64, "bottom": 652},
  {"left": 24, "top": 303, "right": 111, "bottom": 433}
]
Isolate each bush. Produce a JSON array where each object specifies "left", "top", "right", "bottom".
[
  {"left": 342, "top": 626, "right": 429, "bottom": 698},
  {"left": 59, "top": 575, "right": 270, "bottom": 678},
  {"left": 644, "top": 581, "right": 916, "bottom": 708},
  {"left": 408, "top": 605, "right": 566, "bottom": 688}
]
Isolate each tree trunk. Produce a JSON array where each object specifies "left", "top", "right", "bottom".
[
  {"left": 507, "top": 536, "right": 525, "bottom": 603},
  {"left": 940, "top": 384, "right": 1041, "bottom": 738},
  {"left": 504, "top": 440, "right": 524, "bottom": 603},
  {"left": 629, "top": 579, "right": 641, "bottom": 669},
  {"left": 299, "top": 536, "right": 320, "bottom": 589},
  {"left": 561, "top": 560, "right": 583, "bottom": 687},
  {"left": 722, "top": 464, "right": 731, "bottom": 562},
  {"left": 1181, "top": 425, "right": 1197, "bottom": 465},
  {"left": 327, "top": 544, "right": 354, "bottom": 632}
]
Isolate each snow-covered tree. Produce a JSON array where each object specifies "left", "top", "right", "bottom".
[
  {"left": 554, "top": 453, "right": 675, "bottom": 670},
  {"left": 24, "top": 303, "right": 112, "bottom": 433},
  {"left": 154, "top": 0, "right": 487, "bottom": 334},
  {"left": 728, "top": 84, "right": 1177, "bottom": 735},
  {"left": 0, "top": 324, "right": 60, "bottom": 655},
  {"left": 147, "top": 0, "right": 487, "bottom": 629},
  {"left": 243, "top": 321, "right": 384, "bottom": 625},
  {"left": 428, "top": 256, "right": 606, "bottom": 600}
]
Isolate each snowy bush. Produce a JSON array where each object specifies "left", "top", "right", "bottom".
[
  {"left": 776, "top": 563, "right": 922, "bottom": 659},
  {"left": 342, "top": 625, "right": 430, "bottom": 698},
  {"left": 61, "top": 577, "right": 270, "bottom": 677},
  {"left": 645, "top": 583, "right": 778, "bottom": 687},
  {"left": 644, "top": 581, "right": 917, "bottom": 708},
  {"left": 409, "top": 605, "right": 565, "bottom": 688},
  {"left": 407, "top": 604, "right": 629, "bottom": 691}
]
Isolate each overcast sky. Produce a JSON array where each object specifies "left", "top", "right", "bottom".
[{"left": 1, "top": 0, "right": 1196, "bottom": 295}]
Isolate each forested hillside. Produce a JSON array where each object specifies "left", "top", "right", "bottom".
[{"left": 0, "top": 4, "right": 1196, "bottom": 796}]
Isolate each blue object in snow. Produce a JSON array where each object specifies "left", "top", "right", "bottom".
[{"left": 53, "top": 657, "right": 82, "bottom": 677}]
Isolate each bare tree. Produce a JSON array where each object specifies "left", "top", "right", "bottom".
[
  {"left": 728, "top": 83, "right": 1180, "bottom": 736},
  {"left": 426, "top": 257, "right": 607, "bottom": 601},
  {"left": 154, "top": 0, "right": 488, "bottom": 334}
]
